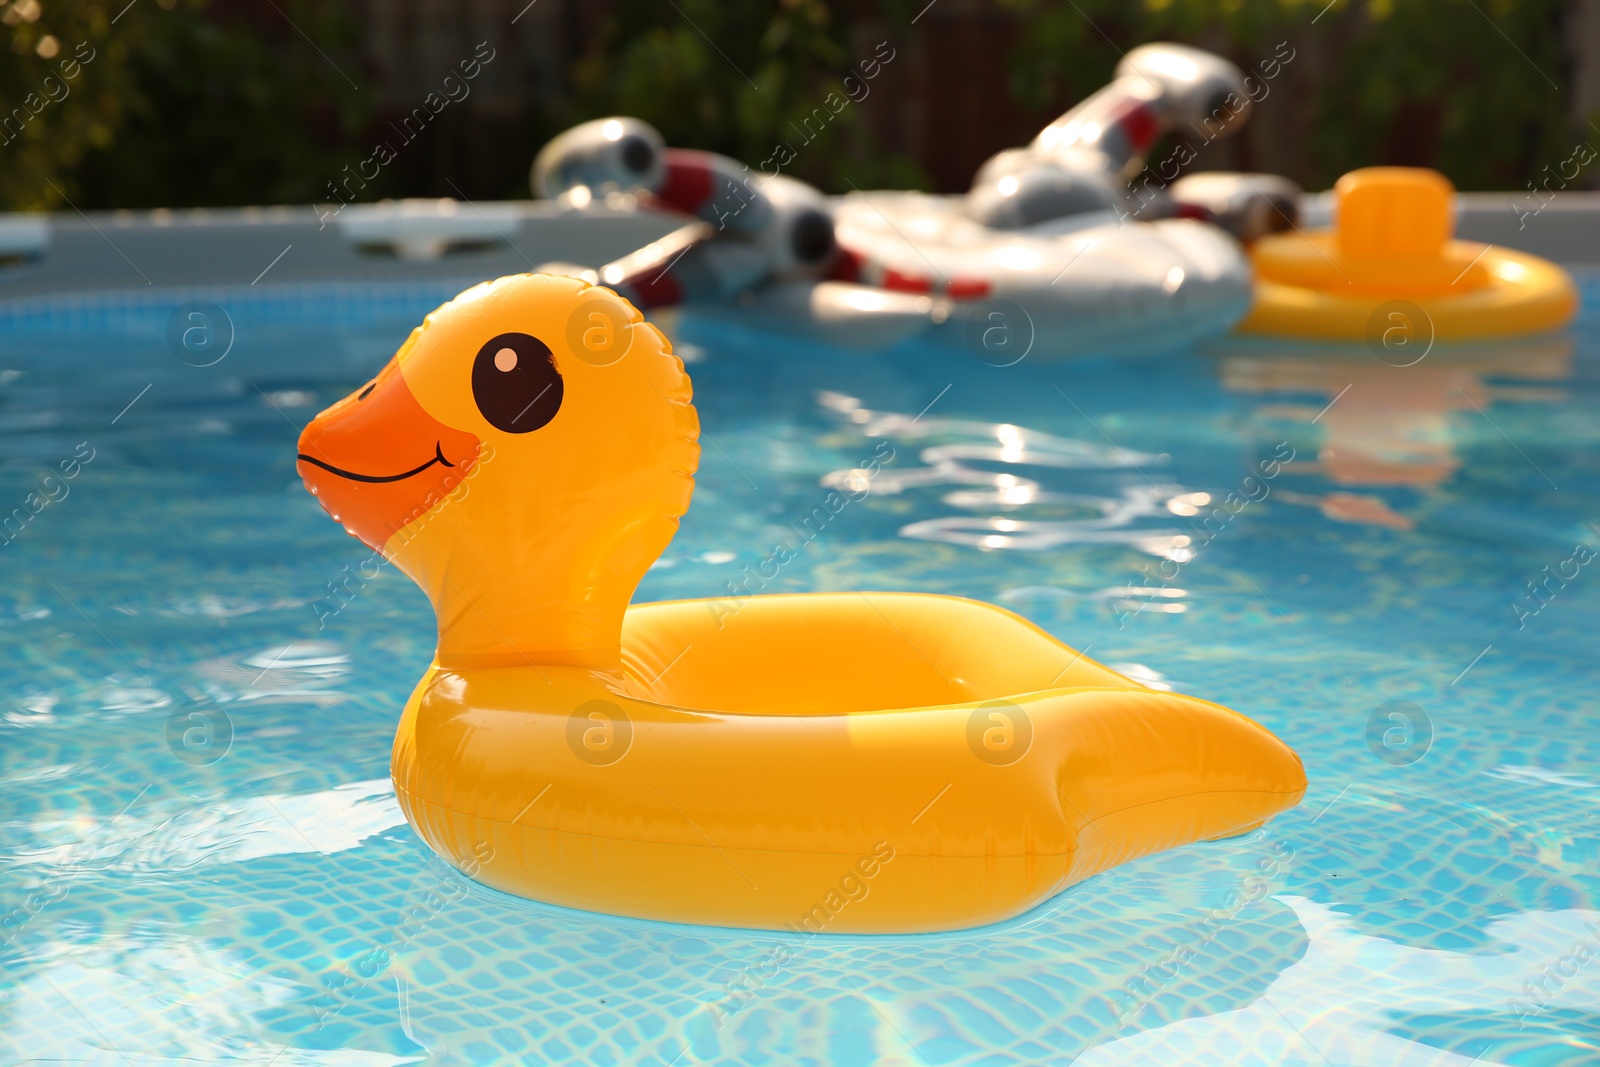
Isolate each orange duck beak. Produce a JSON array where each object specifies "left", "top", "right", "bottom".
[{"left": 296, "top": 359, "right": 480, "bottom": 552}]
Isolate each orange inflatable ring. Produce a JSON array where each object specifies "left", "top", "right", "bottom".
[{"left": 296, "top": 272, "right": 1307, "bottom": 933}]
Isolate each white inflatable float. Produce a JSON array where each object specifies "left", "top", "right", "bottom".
[
  {"left": 533, "top": 118, "right": 944, "bottom": 350},
  {"left": 532, "top": 43, "right": 1302, "bottom": 357},
  {"left": 832, "top": 199, "right": 1251, "bottom": 357}
]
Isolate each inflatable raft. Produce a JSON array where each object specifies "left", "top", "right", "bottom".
[
  {"left": 532, "top": 44, "right": 1306, "bottom": 356},
  {"left": 294, "top": 273, "right": 1307, "bottom": 932}
]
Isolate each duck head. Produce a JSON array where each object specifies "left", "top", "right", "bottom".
[{"left": 297, "top": 273, "right": 699, "bottom": 669}]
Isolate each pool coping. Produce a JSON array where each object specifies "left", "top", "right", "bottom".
[{"left": 1, "top": 191, "right": 1597, "bottom": 300}]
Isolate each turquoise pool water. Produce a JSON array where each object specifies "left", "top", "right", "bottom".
[{"left": 1, "top": 278, "right": 1597, "bottom": 1065}]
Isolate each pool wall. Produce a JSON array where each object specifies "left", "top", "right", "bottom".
[{"left": 1, "top": 191, "right": 1597, "bottom": 299}]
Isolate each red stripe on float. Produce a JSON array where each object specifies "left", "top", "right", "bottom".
[
  {"left": 1175, "top": 202, "right": 1211, "bottom": 221},
  {"left": 827, "top": 247, "right": 864, "bottom": 283},
  {"left": 657, "top": 149, "right": 716, "bottom": 215},
  {"left": 617, "top": 267, "right": 684, "bottom": 309},
  {"left": 946, "top": 278, "right": 991, "bottom": 299},
  {"left": 881, "top": 269, "right": 932, "bottom": 294},
  {"left": 1115, "top": 100, "right": 1161, "bottom": 153}
]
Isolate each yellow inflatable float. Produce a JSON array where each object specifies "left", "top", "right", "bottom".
[
  {"left": 1237, "top": 166, "right": 1577, "bottom": 341},
  {"left": 296, "top": 273, "right": 1306, "bottom": 933}
]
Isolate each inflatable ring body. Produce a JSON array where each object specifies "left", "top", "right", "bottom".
[
  {"left": 394, "top": 593, "right": 1307, "bottom": 933},
  {"left": 297, "top": 273, "right": 1306, "bottom": 933},
  {"left": 1237, "top": 167, "right": 1578, "bottom": 341}
]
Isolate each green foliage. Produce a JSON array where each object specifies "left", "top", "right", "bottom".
[
  {"left": 1, "top": 0, "right": 367, "bottom": 211},
  {"left": 0, "top": 0, "right": 1580, "bottom": 209},
  {"left": 1309, "top": 0, "right": 1571, "bottom": 189},
  {"left": 568, "top": 0, "right": 930, "bottom": 190},
  {"left": 1000, "top": 0, "right": 1575, "bottom": 190},
  {"left": 1, "top": 0, "right": 134, "bottom": 211}
]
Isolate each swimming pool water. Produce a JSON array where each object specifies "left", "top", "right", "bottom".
[{"left": 1, "top": 277, "right": 1597, "bottom": 1065}]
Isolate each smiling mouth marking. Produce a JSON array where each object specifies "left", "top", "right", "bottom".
[{"left": 296, "top": 442, "right": 456, "bottom": 484}]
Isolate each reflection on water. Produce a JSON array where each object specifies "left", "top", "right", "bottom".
[
  {"left": 10, "top": 779, "right": 401, "bottom": 874},
  {"left": 1074, "top": 896, "right": 1600, "bottom": 1066},
  {"left": 1218, "top": 337, "right": 1573, "bottom": 490},
  {"left": 193, "top": 641, "right": 350, "bottom": 707},
  {"left": 1001, "top": 581, "right": 1192, "bottom": 618},
  {"left": 817, "top": 391, "right": 1200, "bottom": 557}
]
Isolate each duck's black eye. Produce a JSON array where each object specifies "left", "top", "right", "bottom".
[{"left": 472, "top": 332, "right": 563, "bottom": 433}]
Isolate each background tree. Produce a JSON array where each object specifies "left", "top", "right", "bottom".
[
  {"left": 1, "top": 0, "right": 367, "bottom": 211},
  {"left": 567, "top": 0, "right": 929, "bottom": 190},
  {"left": 0, "top": 0, "right": 1586, "bottom": 211},
  {"left": 1001, "top": 0, "right": 1576, "bottom": 191}
]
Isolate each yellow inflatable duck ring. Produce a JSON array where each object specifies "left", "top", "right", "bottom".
[
  {"left": 296, "top": 273, "right": 1306, "bottom": 933},
  {"left": 1238, "top": 166, "right": 1576, "bottom": 341}
]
